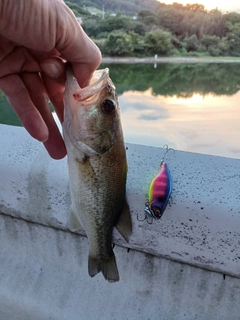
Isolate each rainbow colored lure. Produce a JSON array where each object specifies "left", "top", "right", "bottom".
[{"left": 145, "top": 146, "right": 173, "bottom": 220}]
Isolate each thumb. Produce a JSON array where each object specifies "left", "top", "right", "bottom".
[
  {"left": 54, "top": 3, "right": 101, "bottom": 87},
  {"left": 40, "top": 57, "right": 65, "bottom": 78}
]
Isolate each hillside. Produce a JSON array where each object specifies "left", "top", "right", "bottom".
[
  {"left": 66, "top": 0, "right": 158, "bottom": 16},
  {"left": 65, "top": 0, "right": 240, "bottom": 58}
]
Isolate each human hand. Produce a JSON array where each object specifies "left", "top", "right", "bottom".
[{"left": 0, "top": 0, "right": 101, "bottom": 159}]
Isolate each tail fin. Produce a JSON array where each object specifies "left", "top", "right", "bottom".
[{"left": 88, "top": 254, "right": 119, "bottom": 282}]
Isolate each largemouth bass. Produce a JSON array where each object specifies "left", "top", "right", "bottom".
[{"left": 63, "top": 67, "right": 132, "bottom": 282}]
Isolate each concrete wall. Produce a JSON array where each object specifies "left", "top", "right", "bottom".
[{"left": 1, "top": 124, "right": 240, "bottom": 319}]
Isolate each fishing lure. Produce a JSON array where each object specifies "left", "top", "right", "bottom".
[{"left": 144, "top": 145, "right": 173, "bottom": 220}]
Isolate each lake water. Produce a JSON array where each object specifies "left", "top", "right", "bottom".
[{"left": 1, "top": 63, "right": 240, "bottom": 159}]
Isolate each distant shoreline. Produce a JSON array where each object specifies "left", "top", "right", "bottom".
[{"left": 102, "top": 56, "right": 240, "bottom": 64}]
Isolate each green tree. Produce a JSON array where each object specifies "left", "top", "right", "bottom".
[
  {"left": 100, "top": 15, "right": 130, "bottom": 33},
  {"left": 128, "top": 31, "right": 146, "bottom": 56},
  {"left": 144, "top": 29, "right": 172, "bottom": 55},
  {"left": 84, "top": 14, "right": 131, "bottom": 37},
  {"left": 224, "top": 12, "right": 240, "bottom": 25},
  {"left": 201, "top": 35, "right": 223, "bottom": 56},
  {"left": 217, "top": 37, "right": 229, "bottom": 55},
  {"left": 201, "top": 34, "right": 220, "bottom": 47},
  {"left": 131, "top": 22, "right": 146, "bottom": 36},
  {"left": 207, "top": 9, "right": 225, "bottom": 37},
  {"left": 137, "top": 9, "right": 158, "bottom": 26},
  {"left": 184, "top": 34, "right": 198, "bottom": 52},
  {"left": 65, "top": 1, "right": 91, "bottom": 16},
  {"left": 226, "top": 22, "right": 240, "bottom": 55},
  {"left": 157, "top": 6, "right": 185, "bottom": 36},
  {"left": 138, "top": 9, "right": 155, "bottom": 20},
  {"left": 103, "top": 31, "right": 134, "bottom": 56}
]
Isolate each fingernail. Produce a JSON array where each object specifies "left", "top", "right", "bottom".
[{"left": 41, "top": 63, "right": 61, "bottom": 78}]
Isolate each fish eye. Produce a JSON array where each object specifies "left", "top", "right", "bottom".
[{"left": 101, "top": 99, "right": 116, "bottom": 114}]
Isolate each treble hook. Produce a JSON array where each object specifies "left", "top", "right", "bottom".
[
  {"left": 160, "top": 144, "right": 175, "bottom": 165},
  {"left": 137, "top": 211, "right": 146, "bottom": 222},
  {"left": 137, "top": 209, "right": 153, "bottom": 224}
]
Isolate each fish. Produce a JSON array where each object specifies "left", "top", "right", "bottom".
[{"left": 62, "top": 66, "right": 132, "bottom": 282}]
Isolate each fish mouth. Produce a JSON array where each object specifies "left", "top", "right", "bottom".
[{"left": 70, "top": 68, "right": 113, "bottom": 104}]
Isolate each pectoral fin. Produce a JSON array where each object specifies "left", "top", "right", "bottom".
[
  {"left": 115, "top": 200, "right": 132, "bottom": 242},
  {"left": 68, "top": 206, "right": 82, "bottom": 232}
]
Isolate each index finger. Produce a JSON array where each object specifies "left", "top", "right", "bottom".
[{"left": 0, "top": 74, "right": 49, "bottom": 142}]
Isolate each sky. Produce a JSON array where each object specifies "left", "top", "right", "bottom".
[{"left": 159, "top": 0, "right": 240, "bottom": 13}]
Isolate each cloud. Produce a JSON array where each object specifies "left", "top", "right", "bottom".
[
  {"left": 119, "top": 90, "right": 170, "bottom": 121},
  {"left": 138, "top": 110, "right": 168, "bottom": 121}
]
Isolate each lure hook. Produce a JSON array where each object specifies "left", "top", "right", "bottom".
[
  {"left": 160, "top": 144, "right": 175, "bottom": 165},
  {"left": 137, "top": 211, "right": 147, "bottom": 222},
  {"left": 137, "top": 208, "right": 153, "bottom": 224}
]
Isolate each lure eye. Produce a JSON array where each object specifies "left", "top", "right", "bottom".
[
  {"left": 153, "top": 209, "right": 161, "bottom": 218},
  {"left": 101, "top": 99, "right": 116, "bottom": 114},
  {"left": 151, "top": 206, "right": 162, "bottom": 219}
]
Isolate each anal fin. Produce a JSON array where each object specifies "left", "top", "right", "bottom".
[{"left": 115, "top": 200, "right": 132, "bottom": 242}]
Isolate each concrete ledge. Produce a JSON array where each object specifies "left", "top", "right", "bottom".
[
  {"left": 1, "top": 124, "right": 240, "bottom": 319},
  {"left": 1, "top": 124, "right": 240, "bottom": 277},
  {"left": 1, "top": 214, "right": 240, "bottom": 320}
]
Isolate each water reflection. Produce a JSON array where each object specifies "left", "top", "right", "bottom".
[
  {"left": 1, "top": 63, "right": 240, "bottom": 159},
  {"left": 107, "top": 63, "right": 240, "bottom": 97},
  {"left": 119, "top": 88, "right": 240, "bottom": 159}
]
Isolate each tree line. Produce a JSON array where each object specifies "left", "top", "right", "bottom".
[{"left": 66, "top": 1, "right": 240, "bottom": 57}]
